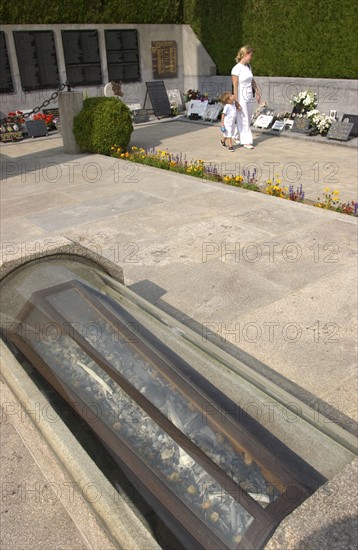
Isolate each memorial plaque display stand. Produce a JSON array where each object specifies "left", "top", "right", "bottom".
[
  {"left": 132, "top": 109, "right": 149, "bottom": 124},
  {"left": 253, "top": 114, "right": 274, "bottom": 129},
  {"left": 291, "top": 117, "right": 311, "bottom": 134},
  {"left": 341, "top": 114, "right": 358, "bottom": 138},
  {"left": 186, "top": 99, "right": 209, "bottom": 119},
  {"left": 6, "top": 279, "right": 326, "bottom": 550},
  {"left": 24, "top": 119, "right": 48, "bottom": 138},
  {"left": 145, "top": 81, "right": 172, "bottom": 118},
  {"left": 326, "top": 121, "right": 354, "bottom": 141},
  {"left": 271, "top": 121, "right": 285, "bottom": 132}
]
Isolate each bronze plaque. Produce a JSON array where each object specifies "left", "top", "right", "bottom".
[
  {"left": 327, "top": 121, "right": 354, "bottom": 141},
  {"left": 151, "top": 41, "right": 177, "bottom": 79}
]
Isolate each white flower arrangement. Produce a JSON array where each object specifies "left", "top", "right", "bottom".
[
  {"left": 307, "top": 110, "right": 333, "bottom": 135},
  {"left": 291, "top": 90, "right": 318, "bottom": 113}
]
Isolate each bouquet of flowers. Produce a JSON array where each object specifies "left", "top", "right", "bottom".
[
  {"left": 186, "top": 89, "right": 201, "bottom": 100},
  {"left": 307, "top": 110, "right": 333, "bottom": 136},
  {"left": 7, "top": 110, "right": 25, "bottom": 125},
  {"left": 290, "top": 89, "right": 318, "bottom": 116}
]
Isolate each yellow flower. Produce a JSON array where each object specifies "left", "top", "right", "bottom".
[
  {"left": 125, "top": 152, "right": 129, "bottom": 157},
  {"left": 283, "top": 187, "right": 288, "bottom": 191},
  {"left": 332, "top": 190, "right": 339, "bottom": 195},
  {"left": 235, "top": 175, "right": 243, "bottom": 182},
  {"left": 324, "top": 187, "right": 330, "bottom": 192},
  {"left": 120, "top": 153, "right": 125, "bottom": 158},
  {"left": 276, "top": 179, "right": 282, "bottom": 184},
  {"left": 132, "top": 146, "right": 138, "bottom": 150},
  {"left": 141, "top": 155, "right": 145, "bottom": 158},
  {"left": 267, "top": 179, "right": 272, "bottom": 184}
]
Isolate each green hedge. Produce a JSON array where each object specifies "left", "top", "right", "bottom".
[
  {"left": 184, "top": 0, "right": 358, "bottom": 78},
  {"left": 0, "top": 0, "right": 184, "bottom": 24},
  {"left": 1, "top": 0, "right": 357, "bottom": 78}
]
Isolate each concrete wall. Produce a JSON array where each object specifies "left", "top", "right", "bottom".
[
  {"left": 194, "top": 76, "right": 358, "bottom": 120},
  {"left": 1, "top": 23, "right": 356, "bottom": 120},
  {"left": 0, "top": 24, "right": 215, "bottom": 115}
]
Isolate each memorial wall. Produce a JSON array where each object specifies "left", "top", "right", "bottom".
[
  {"left": 0, "top": 24, "right": 215, "bottom": 115},
  {"left": 1, "top": 24, "right": 356, "bottom": 121}
]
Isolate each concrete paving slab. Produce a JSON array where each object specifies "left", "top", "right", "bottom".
[
  {"left": 2, "top": 191, "right": 78, "bottom": 218},
  {"left": 25, "top": 190, "right": 164, "bottom": 231},
  {"left": 1, "top": 217, "right": 47, "bottom": 242},
  {"left": 130, "top": 119, "right": 358, "bottom": 202},
  {"left": 265, "top": 458, "right": 358, "bottom": 550},
  {"left": 0, "top": 419, "right": 89, "bottom": 550},
  {"left": 0, "top": 120, "right": 357, "bottom": 550}
]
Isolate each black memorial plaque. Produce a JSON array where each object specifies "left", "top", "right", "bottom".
[
  {"left": 341, "top": 114, "right": 358, "bottom": 138},
  {"left": 105, "top": 30, "right": 140, "bottom": 83},
  {"left": 326, "top": 121, "right": 354, "bottom": 141},
  {"left": 0, "top": 32, "right": 14, "bottom": 93},
  {"left": 25, "top": 119, "right": 48, "bottom": 138},
  {"left": 132, "top": 109, "right": 149, "bottom": 123},
  {"left": 291, "top": 117, "right": 310, "bottom": 134},
  {"left": 151, "top": 41, "right": 177, "bottom": 79},
  {"left": 62, "top": 30, "right": 102, "bottom": 86},
  {"left": 13, "top": 31, "right": 60, "bottom": 92},
  {"left": 145, "top": 81, "right": 172, "bottom": 118}
]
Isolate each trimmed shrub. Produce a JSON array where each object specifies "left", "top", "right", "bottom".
[
  {"left": 73, "top": 97, "right": 133, "bottom": 155},
  {"left": 73, "top": 97, "right": 103, "bottom": 153}
]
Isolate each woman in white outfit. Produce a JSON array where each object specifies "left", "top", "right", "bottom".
[{"left": 231, "top": 46, "right": 261, "bottom": 149}]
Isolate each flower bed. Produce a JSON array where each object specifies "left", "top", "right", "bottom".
[{"left": 111, "top": 146, "right": 358, "bottom": 217}]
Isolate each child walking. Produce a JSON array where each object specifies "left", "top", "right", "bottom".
[{"left": 220, "top": 92, "right": 240, "bottom": 151}]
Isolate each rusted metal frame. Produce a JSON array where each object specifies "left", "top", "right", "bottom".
[
  {"left": 7, "top": 332, "right": 229, "bottom": 550},
  {"left": 32, "top": 297, "right": 267, "bottom": 523},
  {"left": 7, "top": 280, "right": 319, "bottom": 547},
  {"left": 27, "top": 282, "right": 311, "bottom": 507},
  {"left": 70, "top": 281, "right": 306, "bottom": 493}
]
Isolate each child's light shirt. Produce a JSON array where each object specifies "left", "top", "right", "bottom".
[{"left": 222, "top": 103, "right": 237, "bottom": 137}]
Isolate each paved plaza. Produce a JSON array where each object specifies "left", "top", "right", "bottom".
[{"left": 1, "top": 120, "right": 357, "bottom": 549}]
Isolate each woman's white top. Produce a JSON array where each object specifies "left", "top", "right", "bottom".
[{"left": 231, "top": 62, "right": 253, "bottom": 103}]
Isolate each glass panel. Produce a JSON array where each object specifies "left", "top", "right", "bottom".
[
  {"left": 45, "top": 285, "right": 280, "bottom": 507},
  {"left": 22, "top": 305, "right": 253, "bottom": 549}
]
